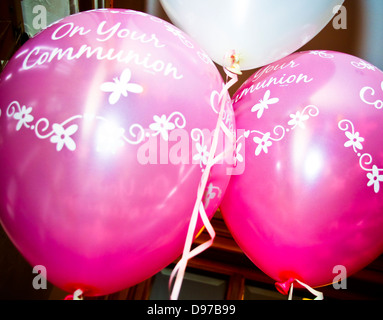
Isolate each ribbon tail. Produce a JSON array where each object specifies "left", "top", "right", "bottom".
[
  {"left": 288, "top": 283, "right": 294, "bottom": 301},
  {"left": 276, "top": 278, "right": 324, "bottom": 300},
  {"left": 64, "top": 289, "right": 83, "bottom": 300},
  {"left": 295, "top": 279, "right": 324, "bottom": 300},
  {"left": 168, "top": 187, "right": 217, "bottom": 301},
  {"left": 168, "top": 67, "right": 238, "bottom": 300},
  {"left": 169, "top": 198, "right": 200, "bottom": 300}
]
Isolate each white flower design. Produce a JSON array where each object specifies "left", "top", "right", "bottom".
[
  {"left": 244, "top": 106, "right": 318, "bottom": 158},
  {"left": 50, "top": 123, "right": 78, "bottom": 151},
  {"left": 101, "top": 68, "right": 143, "bottom": 105},
  {"left": 309, "top": 51, "right": 334, "bottom": 58},
  {"left": 288, "top": 111, "right": 310, "bottom": 129},
  {"left": 352, "top": 60, "right": 376, "bottom": 71},
  {"left": 251, "top": 90, "right": 279, "bottom": 119},
  {"left": 5, "top": 100, "right": 147, "bottom": 153},
  {"left": 149, "top": 115, "right": 176, "bottom": 141},
  {"left": 339, "top": 119, "right": 383, "bottom": 193},
  {"left": 234, "top": 142, "right": 244, "bottom": 163},
  {"left": 254, "top": 133, "right": 272, "bottom": 156},
  {"left": 344, "top": 131, "right": 364, "bottom": 150},
  {"left": 193, "top": 143, "right": 210, "bottom": 166},
  {"left": 13, "top": 105, "right": 34, "bottom": 131},
  {"left": 367, "top": 165, "right": 383, "bottom": 193}
]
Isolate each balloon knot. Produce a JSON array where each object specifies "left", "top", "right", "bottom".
[
  {"left": 275, "top": 278, "right": 295, "bottom": 296},
  {"left": 275, "top": 278, "right": 324, "bottom": 300},
  {"left": 224, "top": 50, "right": 242, "bottom": 75}
]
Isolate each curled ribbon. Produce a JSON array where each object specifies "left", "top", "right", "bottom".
[
  {"left": 168, "top": 66, "right": 238, "bottom": 300},
  {"left": 276, "top": 278, "right": 324, "bottom": 300},
  {"left": 64, "top": 289, "right": 84, "bottom": 300}
]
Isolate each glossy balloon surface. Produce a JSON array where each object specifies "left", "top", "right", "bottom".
[
  {"left": 221, "top": 51, "right": 383, "bottom": 288},
  {"left": 0, "top": 9, "right": 234, "bottom": 296},
  {"left": 160, "top": 0, "right": 344, "bottom": 70}
]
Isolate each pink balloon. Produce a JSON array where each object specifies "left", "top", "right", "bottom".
[
  {"left": 221, "top": 51, "right": 383, "bottom": 292},
  {"left": 0, "top": 9, "right": 234, "bottom": 296}
]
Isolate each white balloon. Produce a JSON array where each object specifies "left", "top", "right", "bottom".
[{"left": 160, "top": 0, "right": 345, "bottom": 71}]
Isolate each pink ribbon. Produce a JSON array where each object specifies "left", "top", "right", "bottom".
[{"left": 169, "top": 67, "right": 238, "bottom": 300}]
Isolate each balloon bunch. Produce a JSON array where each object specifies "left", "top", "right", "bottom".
[
  {"left": 161, "top": 0, "right": 383, "bottom": 299},
  {"left": 0, "top": 1, "right": 382, "bottom": 300}
]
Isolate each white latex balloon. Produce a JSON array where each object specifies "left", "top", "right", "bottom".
[{"left": 160, "top": 0, "right": 345, "bottom": 71}]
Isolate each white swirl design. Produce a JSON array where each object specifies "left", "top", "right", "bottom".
[
  {"left": 351, "top": 60, "right": 377, "bottom": 71},
  {"left": 309, "top": 51, "right": 334, "bottom": 59},
  {"left": 241, "top": 105, "right": 319, "bottom": 157},
  {"left": 338, "top": 119, "right": 383, "bottom": 193},
  {"left": 360, "top": 82, "right": 383, "bottom": 110},
  {"left": 5, "top": 100, "right": 145, "bottom": 152}
]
